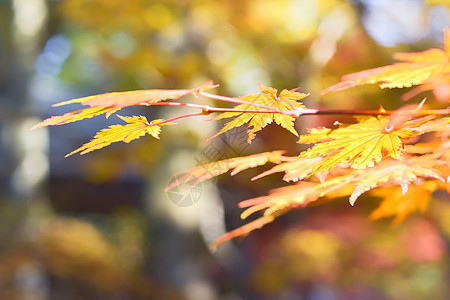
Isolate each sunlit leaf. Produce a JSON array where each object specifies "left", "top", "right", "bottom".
[
  {"left": 369, "top": 181, "right": 440, "bottom": 224},
  {"left": 252, "top": 156, "right": 323, "bottom": 182},
  {"left": 210, "top": 178, "right": 354, "bottom": 249},
  {"left": 239, "top": 182, "right": 319, "bottom": 219},
  {"left": 210, "top": 83, "right": 308, "bottom": 143},
  {"left": 66, "top": 115, "right": 173, "bottom": 156},
  {"left": 322, "top": 28, "right": 450, "bottom": 98},
  {"left": 31, "top": 107, "right": 120, "bottom": 130},
  {"left": 298, "top": 116, "right": 428, "bottom": 173},
  {"left": 54, "top": 81, "right": 217, "bottom": 108},
  {"left": 348, "top": 155, "right": 445, "bottom": 205},
  {"left": 210, "top": 214, "right": 280, "bottom": 252}
]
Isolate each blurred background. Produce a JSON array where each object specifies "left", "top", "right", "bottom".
[{"left": 0, "top": 0, "right": 449, "bottom": 299}]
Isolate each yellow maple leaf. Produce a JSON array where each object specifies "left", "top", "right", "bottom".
[
  {"left": 31, "top": 107, "right": 120, "bottom": 130},
  {"left": 54, "top": 81, "right": 217, "bottom": 108},
  {"left": 369, "top": 181, "right": 440, "bottom": 224},
  {"left": 298, "top": 116, "right": 427, "bottom": 173},
  {"left": 165, "top": 151, "right": 285, "bottom": 191},
  {"left": 210, "top": 83, "right": 308, "bottom": 143},
  {"left": 322, "top": 28, "right": 450, "bottom": 99},
  {"left": 66, "top": 115, "right": 173, "bottom": 156}
]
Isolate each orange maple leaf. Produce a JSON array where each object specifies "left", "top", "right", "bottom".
[
  {"left": 66, "top": 115, "right": 173, "bottom": 156},
  {"left": 369, "top": 181, "right": 440, "bottom": 224},
  {"left": 210, "top": 83, "right": 308, "bottom": 143},
  {"left": 322, "top": 28, "right": 450, "bottom": 101}
]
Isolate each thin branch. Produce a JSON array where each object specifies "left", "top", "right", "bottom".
[
  {"left": 147, "top": 112, "right": 205, "bottom": 127},
  {"left": 149, "top": 101, "right": 295, "bottom": 115},
  {"left": 148, "top": 101, "right": 449, "bottom": 118}
]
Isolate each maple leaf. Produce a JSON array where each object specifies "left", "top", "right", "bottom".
[
  {"left": 210, "top": 178, "right": 354, "bottom": 250},
  {"left": 210, "top": 83, "right": 308, "bottom": 143},
  {"left": 165, "top": 151, "right": 285, "bottom": 191},
  {"left": 32, "top": 82, "right": 217, "bottom": 130},
  {"left": 66, "top": 115, "right": 173, "bottom": 156},
  {"left": 348, "top": 155, "right": 445, "bottom": 205},
  {"left": 54, "top": 81, "right": 217, "bottom": 108},
  {"left": 251, "top": 156, "right": 323, "bottom": 182},
  {"left": 210, "top": 214, "right": 280, "bottom": 252},
  {"left": 210, "top": 182, "right": 318, "bottom": 250},
  {"left": 418, "top": 116, "right": 450, "bottom": 133},
  {"left": 298, "top": 116, "right": 428, "bottom": 174},
  {"left": 322, "top": 28, "right": 450, "bottom": 98},
  {"left": 31, "top": 107, "right": 120, "bottom": 130},
  {"left": 369, "top": 181, "right": 440, "bottom": 224}
]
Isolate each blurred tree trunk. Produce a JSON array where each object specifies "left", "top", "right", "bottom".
[{"left": 0, "top": 1, "right": 49, "bottom": 299}]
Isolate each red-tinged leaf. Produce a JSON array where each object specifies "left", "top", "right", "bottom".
[
  {"left": 418, "top": 117, "right": 450, "bottom": 132},
  {"left": 349, "top": 155, "right": 445, "bottom": 205},
  {"left": 66, "top": 115, "right": 173, "bottom": 156},
  {"left": 252, "top": 156, "right": 323, "bottom": 182},
  {"left": 210, "top": 179, "right": 353, "bottom": 249},
  {"left": 385, "top": 99, "right": 427, "bottom": 131},
  {"left": 298, "top": 116, "right": 428, "bottom": 174},
  {"left": 31, "top": 107, "right": 120, "bottom": 130},
  {"left": 239, "top": 182, "right": 319, "bottom": 219},
  {"left": 210, "top": 83, "right": 308, "bottom": 143},
  {"left": 54, "top": 81, "right": 217, "bottom": 108},
  {"left": 401, "top": 74, "right": 450, "bottom": 102},
  {"left": 165, "top": 151, "right": 285, "bottom": 192},
  {"left": 210, "top": 214, "right": 279, "bottom": 251},
  {"left": 322, "top": 28, "right": 450, "bottom": 96}
]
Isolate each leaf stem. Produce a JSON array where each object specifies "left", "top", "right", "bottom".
[{"left": 147, "top": 112, "right": 205, "bottom": 127}]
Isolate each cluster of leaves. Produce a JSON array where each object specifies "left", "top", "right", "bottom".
[{"left": 33, "top": 29, "right": 449, "bottom": 250}]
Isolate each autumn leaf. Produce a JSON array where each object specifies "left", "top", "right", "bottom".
[
  {"left": 298, "top": 116, "right": 428, "bottom": 174},
  {"left": 32, "top": 82, "right": 217, "bottom": 130},
  {"left": 210, "top": 178, "right": 353, "bottom": 249},
  {"left": 401, "top": 74, "right": 450, "bottom": 101},
  {"left": 251, "top": 156, "right": 323, "bottom": 182},
  {"left": 210, "top": 182, "right": 318, "bottom": 250},
  {"left": 348, "top": 155, "right": 445, "bottom": 205},
  {"left": 210, "top": 83, "right": 308, "bottom": 143},
  {"left": 210, "top": 214, "right": 280, "bottom": 252},
  {"left": 417, "top": 116, "right": 450, "bottom": 133},
  {"left": 54, "top": 81, "right": 217, "bottom": 108},
  {"left": 165, "top": 151, "right": 285, "bottom": 191},
  {"left": 239, "top": 182, "right": 320, "bottom": 219},
  {"left": 369, "top": 181, "right": 439, "bottom": 224},
  {"left": 31, "top": 107, "right": 120, "bottom": 130},
  {"left": 66, "top": 115, "right": 173, "bottom": 156},
  {"left": 322, "top": 28, "right": 450, "bottom": 98}
]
